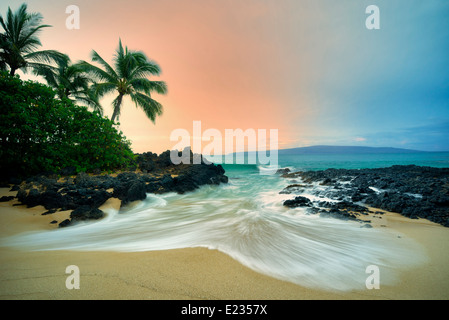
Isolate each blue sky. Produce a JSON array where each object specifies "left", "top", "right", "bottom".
[{"left": 282, "top": 0, "right": 449, "bottom": 151}]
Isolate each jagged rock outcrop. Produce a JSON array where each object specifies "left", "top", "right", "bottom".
[
  {"left": 9, "top": 150, "right": 229, "bottom": 228},
  {"left": 280, "top": 165, "right": 449, "bottom": 227}
]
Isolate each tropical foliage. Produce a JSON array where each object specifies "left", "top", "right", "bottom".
[
  {"left": 79, "top": 39, "right": 167, "bottom": 123},
  {"left": 0, "top": 72, "right": 135, "bottom": 178},
  {"left": 0, "top": 3, "right": 67, "bottom": 76},
  {"left": 33, "top": 59, "right": 103, "bottom": 115},
  {"left": 0, "top": 3, "right": 168, "bottom": 179}
]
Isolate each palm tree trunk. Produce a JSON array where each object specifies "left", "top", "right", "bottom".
[
  {"left": 111, "top": 94, "right": 123, "bottom": 123},
  {"left": 9, "top": 68, "right": 16, "bottom": 76}
]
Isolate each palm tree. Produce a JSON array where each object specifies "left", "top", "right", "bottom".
[
  {"left": 33, "top": 59, "right": 103, "bottom": 115},
  {"left": 0, "top": 3, "right": 68, "bottom": 76},
  {"left": 79, "top": 39, "right": 167, "bottom": 123}
]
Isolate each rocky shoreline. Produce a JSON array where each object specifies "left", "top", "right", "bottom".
[
  {"left": 2, "top": 158, "right": 448, "bottom": 229},
  {"left": 0, "top": 150, "right": 228, "bottom": 228},
  {"left": 279, "top": 165, "right": 449, "bottom": 227}
]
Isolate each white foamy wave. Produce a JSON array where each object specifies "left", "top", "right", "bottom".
[{"left": 257, "top": 164, "right": 280, "bottom": 175}]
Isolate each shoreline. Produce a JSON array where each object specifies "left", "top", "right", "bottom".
[
  {"left": 1, "top": 188, "right": 449, "bottom": 300},
  {"left": 279, "top": 165, "right": 449, "bottom": 228}
]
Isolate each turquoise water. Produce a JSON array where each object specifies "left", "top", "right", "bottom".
[
  {"left": 2, "top": 152, "right": 441, "bottom": 291},
  {"left": 277, "top": 152, "right": 449, "bottom": 171}
]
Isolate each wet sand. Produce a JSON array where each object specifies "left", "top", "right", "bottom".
[{"left": 0, "top": 188, "right": 448, "bottom": 300}]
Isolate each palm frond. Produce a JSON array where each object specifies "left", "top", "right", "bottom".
[
  {"left": 129, "top": 61, "right": 161, "bottom": 79},
  {"left": 82, "top": 39, "right": 167, "bottom": 123},
  {"left": 77, "top": 60, "right": 117, "bottom": 83},
  {"left": 129, "top": 78, "right": 167, "bottom": 95},
  {"left": 25, "top": 49, "right": 68, "bottom": 65},
  {"left": 115, "top": 40, "right": 133, "bottom": 80},
  {"left": 130, "top": 92, "right": 163, "bottom": 123},
  {"left": 73, "top": 90, "right": 104, "bottom": 115},
  {"left": 0, "top": 3, "right": 58, "bottom": 75},
  {"left": 17, "top": 24, "right": 50, "bottom": 53},
  {"left": 91, "top": 81, "right": 117, "bottom": 97},
  {"left": 91, "top": 49, "right": 118, "bottom": 80},
  {"left": 30, "top": 61, "right": 59, "bottom": 86}
]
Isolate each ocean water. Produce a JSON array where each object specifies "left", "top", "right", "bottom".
[
  {"left": 2, "top": 153, "right": 447, "bottom": 291},
  {"left": 277, "top": 152, "right": 449, "bottom": 171}
]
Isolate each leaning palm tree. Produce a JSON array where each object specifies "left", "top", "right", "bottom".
[
  {"left": 78, "top": 39, "right": 167, "bottom": 123},
  {"left": 0, "top": 3, "right": 68, "bottom": 76},
  {"left": 33, "top": 59, "right": 103, "bottom": 115}
]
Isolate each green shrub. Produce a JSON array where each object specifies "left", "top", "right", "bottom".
[{"left": 0, "top": 72, "right": 135, "bottom": 178}]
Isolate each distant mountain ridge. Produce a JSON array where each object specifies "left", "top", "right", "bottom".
[{"left": 277, "top": 145, "right": 426, "bottom": 155}]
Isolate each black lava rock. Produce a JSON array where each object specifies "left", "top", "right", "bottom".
[
  {"left": 58, "top": 219, "right": 72, "bottom": 228},
  {"left": 70, "top": 205, "right": 104, "bottom": 221},
  {"left": 283, "top": 196, "right": 312, "bottom": 208},
  {"left": 279, "top": 165, "right": 449, "bottom": 227},
  {"left": 0, "top": 196, "right": 15, "bottom": 202},
  {"left": 126, "top": 180, "right": 147, "bottom": 203},
  {"left": 11, "top": 149, "right": 229, "bottom": 227}
]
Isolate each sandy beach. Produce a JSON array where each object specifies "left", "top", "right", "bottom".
[{"left": 0, "top": 187, "right": 448, "bottom": 300}]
